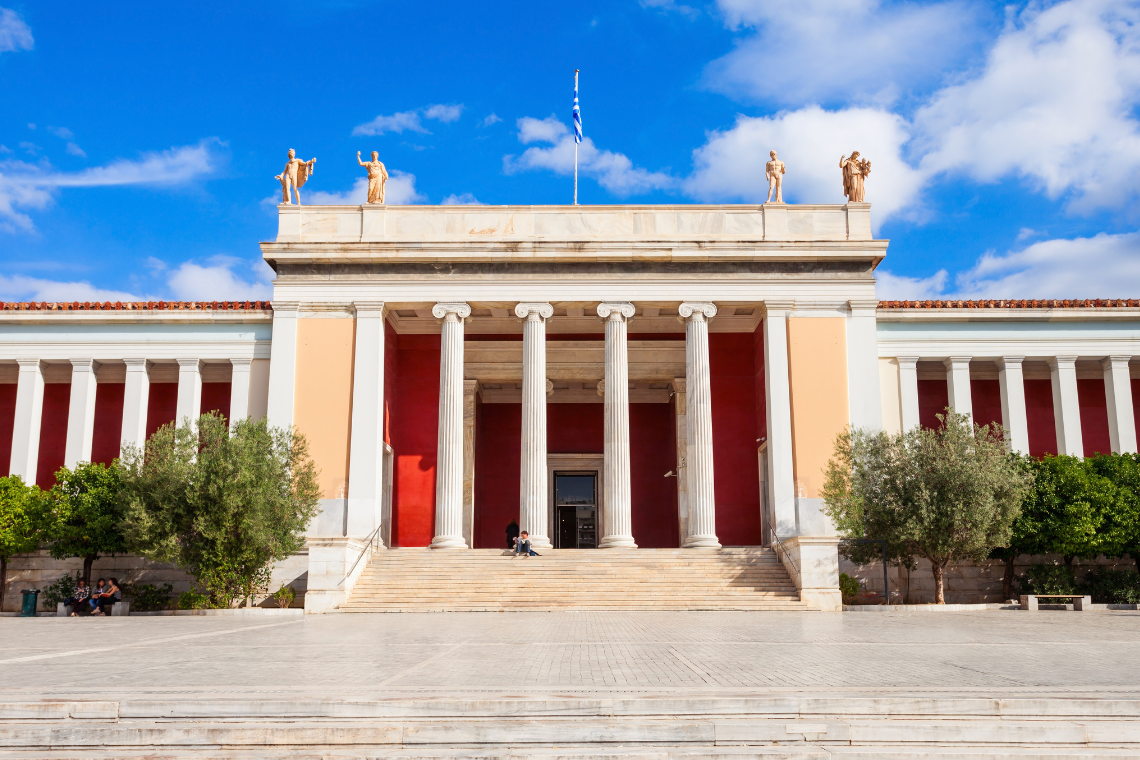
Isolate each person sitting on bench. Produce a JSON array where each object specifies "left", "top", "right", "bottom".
[
  {"left": 65, "top": 579, "right": 90, "bottom": 616},
  {"left": 91, "top": 577, "right": 121, "bottom": 616}
]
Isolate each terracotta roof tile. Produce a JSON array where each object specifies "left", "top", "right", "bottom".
[
  {"left": 878, "top": 299, "right": 1140, "bottom": 309},
  {"left": 0, "top": 301, "right": 273, "bottom": 312}
]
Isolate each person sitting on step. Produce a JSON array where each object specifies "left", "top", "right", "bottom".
[{"left": 514, "top": 530, "right": 539, "bottom": 557}]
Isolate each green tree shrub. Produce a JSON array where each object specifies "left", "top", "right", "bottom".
[
  {"left": 838, "top": 573, "right": 861, "bottom": 605},
  {"left": 46, "top": 462, "right": 127, "bottom": 586},
  {"left": 177, "top": 589, "right": 211, "bottom": 610},
  {"left": 121, "top": 413, "right": 321, "bottom": 608},
  {"left": 127, "top": 583, "right": 175, "bottom": 612},
  {"left": 823, "top": 410, "right": 1033, "bottom": 604},
  {"left": 271, "top": 583, "right": 296, "bottom": 609},
  {"left": 1078, "top": 568, "right": 1140, "bottom": 604},
  {"left": 1024, "top": 563, "right": 1077, "bottom": 595},
  {"left": 0, "top": 476, "right": 48, "bottom": 611},
  {"left": 41, "top": 571, "right": 80, "bottom": 609}
]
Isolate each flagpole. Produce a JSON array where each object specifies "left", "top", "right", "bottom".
[{"left": 573, "top": 69, "right": 579, "bottom": 206}]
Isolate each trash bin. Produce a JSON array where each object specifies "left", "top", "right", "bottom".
[{"left": 20, "top": 589, "right": 40, "bottom": 617}]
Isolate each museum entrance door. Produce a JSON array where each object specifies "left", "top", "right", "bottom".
[{"left": 554, "top": 472, "right": 598, "bottom": 549}]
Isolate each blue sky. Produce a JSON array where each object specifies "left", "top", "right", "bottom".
[{"left": 2, "top": 0, "right": 1140, "bottom": 302}]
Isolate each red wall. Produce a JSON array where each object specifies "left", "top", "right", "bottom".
[
  {"left": 917, "top": 379, "right": 949, "bottom": 430},
  {"left": 630, "top": 402, "right": 678, "bottom": 548},
  {"left": 0, "top": 384, "right": 15, "bottom": 475},
  {"left": 709, "top": 333, "right": 762, "bottom": 546},
  {"left": 389, "top": 333, "right": 440, "bottom": 547},
  {"left": 36, "top": 384, "right": 70, "bottom": 487},
  {"left": 474, "top": 401, "right": 520, "bottom": 549},
  {"left": 548, "top": 402, "right": 603, "bottom": 453},
  {"left": 146, "top": 383, "right": 178, "bottom": 439},
  {"left": 1025, "top": 379, "right": 1057, "bottom": 457},
  {"left": 970, "top": 379, "right": 1002, "bottom": 429},
  {"left": 1077, "top": 378, "right": 1111, "bottom": 457},
  {"left": 200, "top": 382, "right": 231, "bottom": 421},
  {"left": 752, "top": 326, "right": 767, "bottom": 446},
  {"left": 91, "top": 383, "right": 124, "bottom": 466}
]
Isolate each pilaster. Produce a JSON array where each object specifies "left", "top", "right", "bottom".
[
  {"left": 175, "top": 359, "right": 203, "bottom": 427},
  {"left": 462, "top": 379, "right": 480, "bottom": 548},
  {"left": 9, "top": 359, "right": 45, "bottom": 483},
  {"left": 897, "top": 356, "right": 920, "bottom": 432},
  {"left": 997, "top": 356, "right": 1029, "bottom": 454},
  {"left": 762, "top": 301, "right": 796, "bottom": 540},
  {"left": 944, "top": 356, "right": 973, "bottom": 420},
  {"left": 228, "top": 358, "right": 252, "bottom": 424},
  {"left": 671, "top": 377, "right": 688, "bottom": 545},
  {"left": 64, "top": 359, "right": 100, "bottom": 468},
  {"left": 120, "top": 359, "right": 151, "bottom": 453},
  {"left": 1102, "top": 356, "right": 1137, "bottom": 454},
  {"left": 347, "top": 301, "right": 387, "bottom": 539},
  {"left": 1049, "top": 356, "right": 1084, "bottom": 457},
  {"left": 266, "top": 301, "right": 300, "bottom": 431}
]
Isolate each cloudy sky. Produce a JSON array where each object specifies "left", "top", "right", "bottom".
[{"left": 2, "top": 1, "right": 1140, "bottom": 301}]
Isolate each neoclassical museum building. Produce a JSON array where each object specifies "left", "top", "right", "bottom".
[{"left": 3, "top": 202, "right": 1139, "bottom": 611}]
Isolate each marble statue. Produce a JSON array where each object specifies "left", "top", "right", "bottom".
[
  {"left": 839, "top": 151, "right": 871, "bottom": 203},
  {"left": 275, "top": 149, "right": 316, "bottom": 205},
  {"left": 357, "top": 151, "right": 389, "bottom": 204},
  {"left": 765, "top": 150, "right": 785, "bottom": 203}
]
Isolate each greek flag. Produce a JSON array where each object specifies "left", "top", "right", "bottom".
[{"left": 573, "top": 83, "right": 582, "bottom": 145}]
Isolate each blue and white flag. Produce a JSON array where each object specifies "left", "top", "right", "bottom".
[{"left": 573, "top": 81, "right": 582, "bottom": 145}]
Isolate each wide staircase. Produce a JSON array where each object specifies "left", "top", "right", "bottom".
[{"left": 343, "top": 547, "right": 815, "bottom": 612}]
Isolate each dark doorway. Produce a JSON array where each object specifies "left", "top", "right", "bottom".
[{"left": 554, "top": 472, "right": 597, "bottom": 549}]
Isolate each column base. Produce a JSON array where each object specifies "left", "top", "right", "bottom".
[
  {"left": 598, "top": 536, "right": 637, "bottom": 549},
  {"left": 429, "top": 535, "right": 469, "bottom": 550},
  {"left": 682, "top": 535, "right": 721, "bottom": 549},
  {"left": 528, "top": 536, "right": 553, "bottom": 550}
]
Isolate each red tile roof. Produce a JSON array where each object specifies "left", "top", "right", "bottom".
[
  {"left": 878, "top": 299, "right": 1140, "bottom": 309},
  {"left": 0, "top": 301, "right": 272, "bottom": 312}
]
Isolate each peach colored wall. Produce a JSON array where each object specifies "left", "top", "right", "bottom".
[
  {"left": 293, "top": 317, "right": 356, "bottom": 499},
  {"left": 786, "top": 317, "right": 850, "bottom": 499}
]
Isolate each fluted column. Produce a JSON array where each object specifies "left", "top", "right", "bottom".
[
  {"left": 598, "top": 302, "right": 636, "bottom": 549},
  {"left": 680, "top": 302, "right": 720, "bottom": 548},
  {"left": 64, "top": 359, "right": 100, "bottom": 468},
  {"left": 515, "top": 303, "right": 554, "bottom": 549},
  {"left": 1049, "top": 356, "right": 1084, "bottom": 457},
  {"left": 9, "top": 359, "right": 45, "bottom": 482},
  {"left": 431, "top": 302, "right": 471, "bottom": 549},
  {"left": 1103, "top": 356, "right": 1137, "bottom": 454},
  {"left": 897, "top": 357, "right": 920, "bottom": 432},
  {"left": 997, "top": 356, "right": 1030, "bottom": 454},
  {"left": 120, "top": 359, "right": 151, "bottom": 453}
]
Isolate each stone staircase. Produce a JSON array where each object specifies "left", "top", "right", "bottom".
[{"left": 343, "top": 547, "right": 814, "bottom": 612}]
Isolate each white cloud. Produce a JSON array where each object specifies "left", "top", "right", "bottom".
[
  {"left": 65, "top": 142, "right": 86, "bottom": 158},
  {"left": 479, "top": 113, "right": 502, "bottom": 127},
  {"left": 0, "top": 139, "right": 223, "bottom": 232},
  {"left": 0, "top": 274, "right": 139, "bottom": 303},
  {"left": 684, "top": 106, "right": 924, "bottom": 225},
  {"left": 0, "top": 7, "right": 33, "bottom": 54},
  {"left": 303, "top": 171, "right": 425, "bottom": 205},
  {"left": 352, "top": 103, "right": 465, "bottom": 136},
  {"left": 641, "top": 0, "right": 699, "bottom": 19},
  {"left": 505, "top": 117, "right": 675, "bottom": 196},
  {"left": 705, "top": 0, "right": 983, "bottom": 106},
  {"left": 874, "top": 269, "right": 948, "bottom": 300},
  {"left": 386, "top": 171, "right": 426, "bottom": 204},
  {"left": 441, "top": 192, "right": 483, "bottom": 205},
  {"left": 167, "top": 257, "right": 273, "bottom": 301},
  {"left": 48, "top": 126, "right": 74, "bottom": 140}
]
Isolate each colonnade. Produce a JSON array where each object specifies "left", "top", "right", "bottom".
[
  {"left": 895, "top": 354, "right": 1138, "bottom": 455},
  {"left": 7, "top": 357, "right": 253, "bottom": 485}
]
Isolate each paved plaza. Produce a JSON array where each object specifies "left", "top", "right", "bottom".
[{"left": 3, "top": 610, "right": 1140, "bottom": 702}]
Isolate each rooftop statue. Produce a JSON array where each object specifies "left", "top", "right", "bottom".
[
  {"left": 275, "top": 149, "right": 316, "bottom": 205},
  {"left": 839, "top": 151, "right": 871, "bottom": 203},
  {"left": 357, "top": 151, "right": 389, "bottom": 204},
  {"left": 765, "top": 150, "right": 785, "bottom": 203}
]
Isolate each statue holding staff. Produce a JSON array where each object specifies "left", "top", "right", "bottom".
[
  {"left": 274, "top": 148, "right": 316, "bottom": 205},
  {"left": 839, "top": 151, "right": 871, "bottom": 203},
  {"left": 357, "top": 151, "right": 389, "bottom": 204},
  {"left": 765, "top": 150, "right": 785, "bottom": 203}
]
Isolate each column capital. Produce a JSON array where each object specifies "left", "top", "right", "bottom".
[
  {"left": 679, "top": 302, "right": 717, "bottom": 321},
  {"left": 847, "top": 298, "right": 879, "bottom": 316},
  {"left": 463, "top": 378, "right": 481, "bottom": 396},
  {"left": 515, "top": 302, "right": 554, "bottom": 320},
  {"left": 230, "top": 358, "right": 253, "bottom": 369},
  {"left": 123, "top": 358, "right": 153, "bottom": 372},
  {"left": 997, "top": 356, "right": 1025, "bottom": 369},
  {"left": 352, "top": 300, "right": 386, "bottom": 318},
  {"left": 16, "top": 358, "right": 44, "bottom": 371},
  {"left": 761, "top": 299, "right": 795, "bottom": 316},
  {"left": 270, "top": 300, "right": 301, "bottom": 317},
  {"left": 671, "top": 377, "right": 686, "bottom": 395},
  {"left": 944, "top": 356, "right": 972, "bottom": 370},
  {"left": 176, "top": 358, "right": 203, "bottom": 370},
  {"left": 1049, "top": 355, "right": 1079, "bottom": 370},
  {"left": 1103, "top": 355, "right": 1133, "bottom": 369},
  {"left": 896, "top": 355, "right": 920, "bottom": 369},
  {"left": 69, "top": 359, "right": 101, "bottom": 373},
  {"left": 596, "top": 302, "right": 634, "bottom": 320},
  {"left": 433, "top": 302, "right": 472, "bottom": 321}
]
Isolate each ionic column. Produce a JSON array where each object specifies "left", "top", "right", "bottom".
[
  {"left": 64, "top": 359, "right": 100, "bottom": 468},
  {"left": 598, "top": 302, "right": 636, "bottom": 549},
  {"left": 897, "top": 356, "right": 920, "bottom": 432},
  {"left": 671, "top": 377, "right": 689, "bottom": 545},
  {"left": 347, "top": 302, "right": 387, "bottom": 539},
  {"left": 120, "top": 359, "right": 151, "bottom": 452},
  {"left": 1049, "top": 356, "right": 1084, "bottom": 457},
  {"left": 680, "top": 302, "right": 720, "bottom": 548},
  {"left": 431, "top": 302, "right": 471, "bottom": 549},
  {"left": 763, "top": 303, "right": 796, "bottom": 540},
  {"left": 9, "top": 359, "right": 45, "bottom": 482},
  {"left": 228, "top": 358, "right": 252, "bottom": 424},
  {"left": 1102, "top": 356, "right": 1137, "bottom": 454},
  {"left": 266, "top": 301, "right": 300, "bottom": 431},
  {"left": 462, "top": 379, "right": 480, "bottom": 549},
  {"left": 944, "top": 356, "right": 973, "bottom": 420},
  {"left": 175, "top": 359, "right": 203, "bottom": 427},
  {"left": 516, "top": 303, "right": 554, "bottom": 549},
  {"left": 997, "top": 356, "right": 1030, "bottom": 454}
]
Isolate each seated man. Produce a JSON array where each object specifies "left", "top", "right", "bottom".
[
  {"left": 65, "top": 579, "right": 90, "bottom": 616},
  {"left": 514, "top": 530, "right": 539, "bottom": 557}
]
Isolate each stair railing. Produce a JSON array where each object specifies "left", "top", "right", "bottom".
[
  {"left": 339, "top": 522, "right": 385, "bottom": 588},
  {"left": 770, "top": 530, "right": 799, "bottom": 579}
]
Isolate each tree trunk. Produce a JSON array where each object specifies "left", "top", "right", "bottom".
[
  {"left": 1003, "top": 556, "right": 1016, "bottom": 601},
  {"left": 1064, "top": 555, "right": 1075, "bottom": 568},
  {"left": 931, "top": 560, "right": 946, "bottom": 604},
  {"left": 83, "top": 555, "right": 96, "bottom": 587},
  {"left": 0, "top": 556, "right": 6, "bottom": 613}
]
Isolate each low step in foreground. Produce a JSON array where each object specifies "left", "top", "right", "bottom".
[{"left": 344, "top": 547, "right": 813, "bottom": 612}]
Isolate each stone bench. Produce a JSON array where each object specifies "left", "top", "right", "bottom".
[
  {"left": 56, "top": 601, "right": 130, "bottom": 616},
  {"left": 1020, "top": 594, "right": 1091, "bottom": 611}
]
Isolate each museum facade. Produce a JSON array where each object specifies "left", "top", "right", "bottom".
[{"left": 3, "top": 202, "right": 1139, "bottom": 610}]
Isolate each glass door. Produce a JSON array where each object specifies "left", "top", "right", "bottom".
[{"left": 554, "top": 472, "right": 597, "bottom": 549}]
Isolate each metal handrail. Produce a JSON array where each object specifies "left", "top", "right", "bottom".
[
  {"left": 770, "top": 530, "right": 799, "bottom": 578},
  {"left": 339, "top": 523, "right": 384, "bottom": 588}
]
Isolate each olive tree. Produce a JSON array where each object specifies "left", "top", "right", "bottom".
[
  {"left": 46, "top": 462, "right": 128, "bottom": 586},
  {"left": 120, "top": 413, "right": 320, "bottom": 608},
  {"left": 0, "top": 476, "right": 47, "bottom": 611},
  {"left": 823, "top": 410, "right": 1033, "bottom": 604}
]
